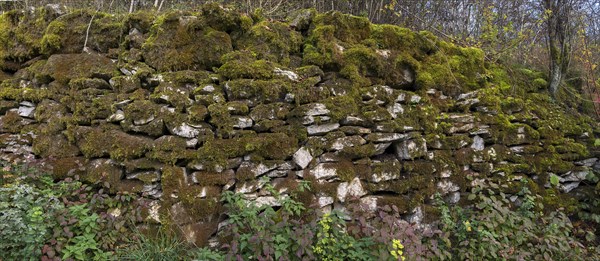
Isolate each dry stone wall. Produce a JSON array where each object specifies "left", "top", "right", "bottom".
[{"left": 0, "top": 4, "right": 599, "bottom": 245}]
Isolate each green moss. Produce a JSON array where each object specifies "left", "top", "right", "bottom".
[
  {"left": 532, "top": 78, "right": 548, "bottom": 90},
  {"left": 338, "top": 143, "right": 376, "bottom": 159},
  {"left": 312, "top": 11, "right": 371, "bottom": 44},
  {"left": 41, "top": 10, "right": 126, "bottom": 55},
  {"left": 200, "top": 3, "right": 243, "bottom": 33},
  {"left": 218, "top": 50, "right": 276, "bottom": 80},
  {"left": 194, "top": 171, "right": 234, "bottom": 186},
  {"left": 225, "top": 78, "right": 290, "bottom": 102},
  {"left": 161, "top": 166, "right": 186, "bottom": 196},
  {"left": 125, "top": 10, "right": 156, "bottom": 33},
  {"left": 236, "top": 20, "right": 303, "bottom": 65},
  {"left": 40, "top": 20, "right": 64, "bottom": 55},
  {"left": 207, "top": 103, "right": 233, "bottom": 137},
  {"left": 0, "top": 8, "right": 57, "bottom": 68},
  {"left": 142, "top": 11, "right": 233, "bottom": 72},
  {"left": 323, "top": 94, "right": 359, "bottom": 122},
  {"left": 109, "top": 132, "right": 152, "bottom": 161},
  {"left": 339, "top": 45, "right": 383, "bottom": 86},
  {"left": 147, "top": 136, "right": 192, "bottom": 165}
]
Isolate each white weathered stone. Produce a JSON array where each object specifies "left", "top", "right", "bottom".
[
  {"left": 457, "top": 91, "right": 478, "bottom": 101},
  {"left": 575, "top": 158, "right": 598, "bottom": 167},
  {"left": 255, "top": 196, "right": 281, "bottom": 207},
  {"left": 561, "top": 170, "right": 589, "bottom": 182},
  {"left": 470, "top": 125, "right": 490, "bottom": 136},
  {"left": 447, "top": 192, "right": 460, "bottom": 204},
  {"left": 340, "top": 116, "right": 366, "bottom": 125},
  {"left": 456, "top": 98, "right": 480, "bottom": 107},
  {"left": 266, "top": 169, "right": 288, "bottom": 178},
  {"left": 170, "top": 122, "right": 199, "bottom": 138},
  {"left": 394, "top": 138, "right": 427, "bottom": 160},
  {"left": 238, "top": 161, "right": 278, "bottom": 177},
  {"left": 302, "top": 115, "right": 331, "bottom": 125},
  {"left": 277, "top": 161, "right": 295, "bottom": 170},
  {"left": 330, "top": 136, "right": 366, "bottom": 151},
  {"left": 304, "top": 103, "right": 329, "bottom": 116},
  {"left": 186, "top": 138, "right": 198, "bottom": 148},
  {"left": 107, "top": 110, "right": 125, "bottom": 122},
  {"left": 337, "top": 177, "right": 367, "bottom": 202},
  {"left": 141, "top": 184, "right": 162, "bottom": 199},
  {"left": 233, "top": 116, "right": 253, "bottom": 129},
  {"left": 561, "top": 182, "right": 580, "bottom": 193},
  {"left": 133, "top": 115, "right": 155, "bottom": 125},
  {"left": 471, "top": 136, "right": 485, "bottom": 151},
  {"left": 223, "top": 179, "right": 235, "bottom": 190},
  {"left": 310, "top": 163, "right": 338, "bottom": 180},
  {"left": 317, "top": 196, "right": 334, "bottom": 208},
  {"left": 373, "top": 143, "right": 392, "bottom": 155},
  {"left": 376, "top": 49, "right": 391, "bottom": 58},
  {"left": 395, "top": 92, "right": 406, "bottom": 103},
  {"left": 409, "top": 95, "right": 421, "bottom": 103},
  {"left": 274, "top": 68, "right": 299, "bottom": 81},
  {"left": 369, "top": 160, "right": 401, "bottom": 183},
  {"left": 201, "top": 84, "right": 216, "bottom": 93},
  {"left": 439, "top": 169, "right": 452, "bottom": 178},
  {"left": 449, "top": 123, "right": 475, "bottom": 134},
  {"left": 146, "top": 201, "right": 161, "bottom": 223},
  {"left": 387, "top": 103, "right": 404, "bottom": 119},
  {"left": 293, "top": 147, "right": 313, "bottom": 169},
  {"left": 17, "top": 105, "right": 35, "bottom": 118},
  {"left": 406, "top": 207, "right": 423, "bottom": 226},
  {"left": 359, "top": 196, "right": 378, "bottom": 212},
  {"left": 307, "top": 123, "right": 340, "bottom": 135},
  {"left": 447, "top": 114, "right": 475, "bottom": 123},
  {"left": 366, "top": 133, "right": 407, "bottom": 143},
  {"left": 437, "top": 180, "right": 460, "bottom": 195},
  {"left": 236, "top": 180, "right": 265, "bottom": 194}
]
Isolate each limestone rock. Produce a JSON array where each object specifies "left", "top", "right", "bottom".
[
  {"left": 387, "top": 103, "right": 404, "bottom": 119},
  {"left": 337, "top": 177, "right": 367, "bottom": 202},
  {"left": 169, "top": 122, "right": 200, "bottom": 138},
  {"left": 274, "top": 68, "right": 299, "bottom": 81},
  {"left": 394, "top": 138, "right": 427, "bottom": 160},
  {"left": 232, "top": 116, "right": 253, "bottom": 129},
  {"left": 317, "top": 195, "right": 334, "bottom": 208},
  {"left": 17, "top": 102, "right": 35, "bottom": 118},
  {"left": 330, "top": 136, "right": 366, "bottom": 151},
  {"left": 107, "top": 110, "right": 125, "bottom": 122},
  {"left": 366, "top": 133, "right": 407, "bottom": 143},
  {"left": 310, "top": 163, "right": 338, "bottom": 180},
  {"left": 303, "top": 103, "right": 330, "bottom": 116},
  {"left": 237, "top": 161, "right": 278, "bottom": 177},
  {"left": 307, "top": 123, "right": 339, "bottom": 135},
  {"left": 369, "top": 159, "right": 402, "bottom": 183},
  {"left": 437, "top": 180, "right": 460, "bottom": 195},
  {"left": 471, "top": 136, "right": 485, "bottom": 151},
  {"left": 42, "top": 54, "right": 116, "bottom": 83}
]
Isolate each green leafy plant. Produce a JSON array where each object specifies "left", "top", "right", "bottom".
[
  {"left": 435, "top": 179, "right": 592, "bottom": 260},
  {"left": 0, "top": 160, "right": 144, "bottom": 260}
]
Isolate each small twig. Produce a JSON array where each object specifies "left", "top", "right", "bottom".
[{"left": 83, "top": 10, "right": 99, "bottom": 53}]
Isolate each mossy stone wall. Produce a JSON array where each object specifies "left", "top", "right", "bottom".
[{"left": 0, "top": 5, "right": 599, "bottom": 246}]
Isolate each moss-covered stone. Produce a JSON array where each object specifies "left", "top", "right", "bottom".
[
  {"left": 41, "top": 54, "right": 117, "bottom": 84},
  {"left": 147, "top": 135, "right": 193, "bottom": 165},
  {"left": 236, "top": 20, "right": 303, "bottom": 66},
  {"left": 84, "top": 159, "right": 123, "bottom": 193},
  {"left": 40, "top": 10, "right": 126, "bottom": 55},
  {"left": 0, "top": 7, "right": 63, "bottom": 69},
  {"left": 218, "top": 50, "right": 277, "bottom": 80},
  {"left": 142, "top": 11, "right": 233, "bottom": 72}
]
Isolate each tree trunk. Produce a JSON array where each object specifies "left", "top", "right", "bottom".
[{"left": 544, "top": 0, "right": 573, "bottom": 97}]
